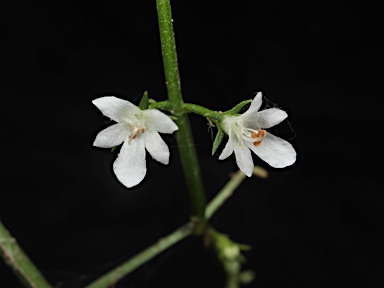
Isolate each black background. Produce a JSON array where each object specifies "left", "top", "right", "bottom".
[{"left": 1, "top": 1, "right": 383, "bottom": 287}]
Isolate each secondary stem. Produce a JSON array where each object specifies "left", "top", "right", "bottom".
[
  {"left": 156, "top": 0, "right": 206, "bottom": 219},
  {"left": 183, "top": 103, "right": 223, "bottom": 122},
  {"left": 205, "top": 170, "right": 247, "bottom": 219},
  {"left": 0, "top": 221, "right": 51, "bottom": 288},
  {"left": 83, "top": 169, "right": 252, "bottom": 287},
  {"left": 85, "top": 222, "right": 193, "bottom": 288}
]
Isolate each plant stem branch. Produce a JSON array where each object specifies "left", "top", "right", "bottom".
[
  {"left": 156, "top": 0, "right": 206, "bottom": 218},
  {"left": 0, "top": 221, "right": 51, "bottom": 288},
  {"left": 84, "top": 222, "right": 194, "bottom": 288},
  {"left": 82, "top": 170, "right": 250, "bottom": 288},
  {"left": 183, "top": 103, "right": 223, "bottom": 122},
  {"left": 205, "top": 170, "right": 247, "bottom": 219}
]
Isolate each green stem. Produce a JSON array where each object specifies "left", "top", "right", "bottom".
[
  {"left": 150, "top": 101, "right": 223, "bottom": 123},
  {"left": 155, "top": 0, "right": 182, "bottom": 111},
  {"left": 84, "top": 222, "right": 194, "bottom": 288},
  {"left": 206, "top": 166, "right": 268, "bottom": 219},
  {"left": 148, "top": 100, "right": 171, "bottom": 111},
  {"left": 183, "top": 103, "right": 223, "bottom": 122},
  {"left": 226, "top": 277, "right": 240, "bottom": 288},
  {"left": 82, "top": 169, "right": 253, "bottom": 287},
  {"left": 0, "top": 221, "right": 51, "bottom": 288},
  {"left": 156, "top": 0, "right": 206, "bottom": 218},
  {"left": 82, "top": 171, "right": 245, "bottom": 288},
  {"left": 205, "top": 170, "right": 247, "bottom": 219}
]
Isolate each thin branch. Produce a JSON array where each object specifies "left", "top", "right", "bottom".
[
  {"left": 0, "top": 220, "right": 51, "bottom": 288},
  {"left": 205, "top": 170, "right": 247, "bottom": 219},
  {"left": 84, "top": 222, "right": 194, "bottom": 288},
  {"left": 83, "top": 167, "right": 263, "bottom": 288}
]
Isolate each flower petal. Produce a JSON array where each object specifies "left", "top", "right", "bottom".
[
  {"left": 143, "top": 129, "right": 170, "bottom": 165},
  {"left": 93, "top": 122, "right": 130, "bottom": 148},
  {"left": 92, "top": 96, "right": 140, "bottom": 122},
  {"left": 241, "top": 92, "right": 263, "bottom": 118},
  {"left": 144, "top": 109, "right": 178, "bottom": 134},
  {"left": 247, "top": 133, "right": 296, "bottom": 168},
  {"left": 256, "top": 108, "right": 288, "bottom": 129},
  {"left": 113, "top": 138, "right": 146, "bottom": 188},
  {"left": 219, "top": 137, "right": 235, "bottom": 160},
  {"left": 234, "top": 143, "right": 254, "bottom": 176}
]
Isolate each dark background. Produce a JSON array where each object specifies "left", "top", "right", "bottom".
[{"left": 2, "top": 1, "right": 383, "bottom": 287}]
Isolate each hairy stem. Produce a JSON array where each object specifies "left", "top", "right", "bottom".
[
  {"left": 156, "top": 0, "right": 206, "bottom": 218},
  {"left": 0, "top": 221, "right": 51, "bottom": 288}
]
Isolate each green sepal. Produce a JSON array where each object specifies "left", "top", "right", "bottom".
[
  {"left": 226, "top": 99, "right": 252, "bottom": 115},
  {"left": 212, "top": 126, "right": 225, "bottom": 155},
  {"left": 138, "top": 91, "right": 149, "bottom": 110},
  {"left": 169, "top": 116, "right": 178, "bottom": 121},
  {"left": 111, "top": 146, "right": 118, "bottom": 152}
]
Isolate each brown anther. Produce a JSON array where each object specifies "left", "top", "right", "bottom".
[
  {"left": 251, "top": 131, "right": 258, "bottom": 138},
  {"left": 258, "top": 129, "right": 266, "bottom": 138},
  {"left": 132, "top": 134, "right": 137, "bottom": 139},
  {"left": 253, "top": 129, "right": 267, "bottom": 147}
]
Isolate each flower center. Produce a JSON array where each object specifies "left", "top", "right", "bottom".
[
  {"left": 129, "top": 124, "right": 146, "bottom": 140},
  {"left": 223, "top": 116, "right": 267, "bottom": 147},
  {"left": 232, "top": 123, "right": 266, "bottom": 147},
  {"left": 124, "top": 112, "right": 147, "bottom": 142}
]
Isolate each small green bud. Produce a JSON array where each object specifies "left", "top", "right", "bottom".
[
  {"left": 239, "top": 270, "right": 256, "bottom": 284},
  {"left": 224, "top": 245, "right": 240, "bottom": 260}
]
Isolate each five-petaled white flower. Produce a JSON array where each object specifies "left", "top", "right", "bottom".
[
  {"left": 219, "top": 92, "right": 296, "bottom": 176},
  {"left": 92, "top": 96, "right": 178, "bottom": 188}
]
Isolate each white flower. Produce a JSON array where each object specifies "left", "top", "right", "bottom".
[
  {"left": 92, "top": 96, "right": 178, "bottom": 188},
  {"left": 219, "top": 92, "right": 296, "bottom": 176}
]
